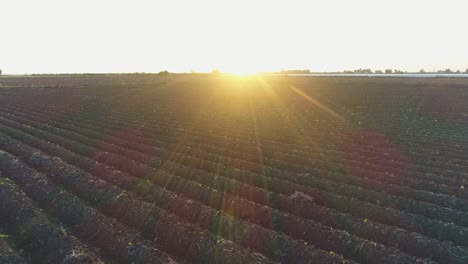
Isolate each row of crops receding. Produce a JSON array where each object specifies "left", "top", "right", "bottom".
[{"left": 0, "top": 76, "right": 467, "bottom": 263}]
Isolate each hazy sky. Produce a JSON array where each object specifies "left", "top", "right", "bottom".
[{"left": 1, "top": 0, "right": 467, "bottom": 74}]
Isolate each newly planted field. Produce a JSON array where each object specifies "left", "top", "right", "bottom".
[{"left": 0, "top": 75, "right": 467, "bottom": 263}]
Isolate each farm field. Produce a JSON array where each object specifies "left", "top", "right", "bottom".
[{"left": 0, "top": 74, "right": 467, "bottom": 263}]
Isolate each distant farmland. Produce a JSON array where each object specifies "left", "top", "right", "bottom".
[{"left": 0, "top": 75, "right": 467, "bottom": 263}]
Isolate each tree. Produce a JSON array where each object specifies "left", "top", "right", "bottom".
[
  {"left": 419, "top": 69, "right": 425, "bottom": 73},
  {"left": 281, "top": 69, "right": 311, "bottom": 74},
  {"left": 353, "top": 68, "right": 372, "bottom": 74},
  {"left": 0, "top": 69, "right": 2, "bottom": 75},
  {"left": 385, "top": 69, "right": 393, "bottom": 74},
  {"left": 466, "top": 68, "right": 468, "bottom": 74},
  {"left": 444, "top": 68, "right": 452, "bottom": 73},
  {"left": 375, "top": 70, "right": 383, "bottom": 74}
]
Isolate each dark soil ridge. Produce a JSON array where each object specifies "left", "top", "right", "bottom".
[
  {"left": 2, "top": 106, "right": 468, "bottom": 227},
  {"left": 3, "top": 98, "right": 468, "bottom": 187},
  {"left": 2, "top": 114, "right": 468, "bottom": 249},
  {"left": 0, "top": 175, "right": 102, "bottom": 264},
  {"left": 0, "top": 227, "right": 28, "bottom": 264},
  {"left": 7, "top": 97, "right": 467, "bottom": 177},
  {"left": 0, "top": 113, "right": 464, "bottom": 259},
  {"left": 4, "top": 91, "right": 467, "bottom": 161},
  {"left": 0, "top": 135, "right": 352, "bottom": 264},
  {"left": 0, "top": 149, "right": 276, "bottom": 264},
  {"left": 3, "top": 104, "right": 467, "bottom": 214},
  {"left": 0, "top": 151, "right": 177, "bottom": 264},
  {"left": 3, "top": 101, "right": 467, "bottom": 187}
]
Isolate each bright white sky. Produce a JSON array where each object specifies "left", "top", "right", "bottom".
[{"left": 1, "top": 0, "right": 467, "bottom": 74}]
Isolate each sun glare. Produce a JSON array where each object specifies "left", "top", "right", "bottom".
[
  {"left": 221, "top": 65, "right": 259, "bottom": 77},
  {"left": 228, "top": 70, "right": 257, "bottom": 77}
]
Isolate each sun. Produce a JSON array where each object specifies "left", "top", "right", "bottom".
[
  {"left": 225, "top": 68, "right": 258, "bottom": 77},
  {"left": 230, "top": 72, "right": 256, "bottom": 77}
]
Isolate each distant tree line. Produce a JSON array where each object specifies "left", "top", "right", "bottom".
[
  {"left": 341, "top": 68, "right": 468, "bottom": 74},
  {"left": 435, "top": 69, "right": 463, "bottom": 74},
  {"left": 122, "top": 68, "right": 468, "bottom": 75},
  {"left": 343, "top": 68, "right": 373, "bottom": 74},
  {"left": 340, "top": 69, "right": 406, "bottom": 74},
  {"left": 280, "top": 69, "right": 311, "bottom": 74}
]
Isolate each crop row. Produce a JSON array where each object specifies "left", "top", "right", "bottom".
[
  {"left": 3, "top": 97, "right": 467, "bottom": 177},
  {"left": 2, "top": 107, "right": 468, "bottom": 227},
  {"left": 0, "top": 140, "right": 280, "bottom": 264},
  {"left": 7, "top": 87, "right": 467, "bottom": 148},
  {"left": 3, "top": 82, "right": 467, "bottom": 172},
  {"left": 10, "top": 97, "right": 466, "bottom": 169},
  {"left": 1, "top": 102, "right": 468, "bottom": 203},
  {"left": 2, "top": 103, "right": 467, "bottom": 216},
  {"left": 0, "top": 112, "right": 467, "bottom": 262},
  {"left": 1, "top": 85, "right": 467, "bottom": 263},
  {"left": 11, "top": 96, "right": 466, "bottom": 185},
  {"left": 0, "top": 133, "right": 359, "bottom": 264},
  {"left": 0, "top": 174, "right": 103, "bottom": 264},
  {"left": 0, "top": 153, "right": 175, "bottom": 264},
  {"left": 9, "top": 95, "right": 466, "bottom": 171},
  {"left": 0, "top": 236, "right": 27, "bottom": 264}
]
